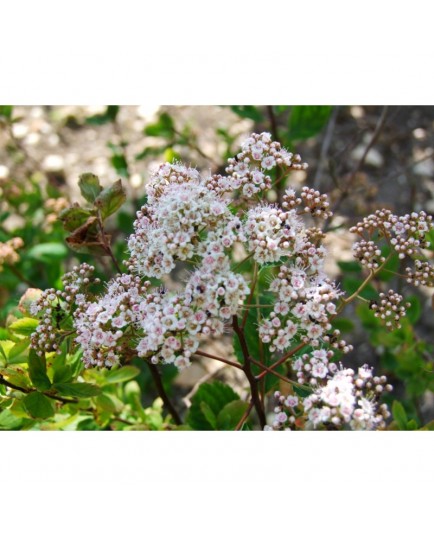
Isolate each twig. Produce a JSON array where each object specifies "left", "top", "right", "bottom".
[
  {"left": 232, "top": 315, "right": 266, "bottom": 428},
  {"left": 324, "top": 106, "right": 389, "bottom": 232},
  {"left": 235, "top": 399, "right": 254, "bottom": 431},
  {"left": 96, "top": 210, "right": 122, "bottom": 274},
  {"left": 194, "top": 350, "right": 243, "bottom": 370},
  {"left": 0, "top": 375, "right": 78, "bottom": 404},
  {"left": 146, "top": 362, "right": 182, "bottom": 425},
  {"left": 313, "top": 106, "right": 340, "bottom": 189},
  {"left": 256, "top": 341, "right": 308, "bottom": 381},
  {"left": 249, "top": 356, "right": 307, "bottom": 389}
]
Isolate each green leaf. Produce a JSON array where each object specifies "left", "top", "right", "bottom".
[
  {"left": 331, "top": 318, "right": 355, "bottom": 333},
  {"left": 86, "top": 105, "right": 119, "bottom": 125},
  {"left": 230, "top": 105, "right": 263, "bottom": 122},
  {"left": 342, "top": 277, "right": 378, "bottom": 300},
  {"left": 27, "top": 242, "right": 68, "bottom": 263},
  {"left": 52, "top": 364, "right": 74, "bottom": 385},
  {"left": 200, "top": 402, "right": 218, "bottom": 430},
  {"left": 392, "top": 400, "right": 408, "bottom": 430},
  {"left": 95, "top": 394, "right": 116, "bottom": 414},
  {"left": 105, "top": 365, "right": 141, "bottom": 384},
  {"left": 420, "top": 420, "right": 434, "bottom": 431},
  {"left": 187, "top": 381, "right": 239, "bottom": 431},
  {"left": 9, "top": 317, "right": 39, "bottom": 336},
  {"left": 8, "top": 339, "right": 30, "bottom": 364},
  {"left": 288, "top": 106, "right": 332, "bottom": 141},
  {"left": 217, "top": 400, "right": 249, "bottom": 431},
  {"left": 54, "top": 382, "right": 101, "bottom": 398},
  {"left": 78, "top": 173, "right": 102, "bottom": 203},
  {"left": 23, "top": 392, "right": 55, "bottom": 419},
  {"left": 337, "top": 260, "right": 362, "bottom": 273},
  {"left": 0, "top": 340, "right": 15, "bottom": 363},
  {"left": 0, "top": 105, "right": 13, "bottom": 120},
  {"left": 144, "top": 113, "right": 175, "bottom": 139},
  {"left": 94, "top": 179, "right": 126, "bottom": 219},
  {"left": 59, "top": 205, "right": 93, "bottom": 232},
  {"left": 28, "top": 350, "right": 52, "bottom": 391},
  {"left": 0, "top": 409, "right": 23, "bottom": 429},
  {"left": 406, "top": 295, "right": 421, "bottom": 324},
  {"left": 377, "top": 250, "right": 400, "bottom": 282},
  {"left": 110, "top": 154, "right": 128, "bottom": 178}
]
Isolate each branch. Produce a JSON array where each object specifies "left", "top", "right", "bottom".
[
  {"left": 0, "top": 375, "right": 78, "bottom": 404},
  {"left": 195, "top": 350, "right": 243, "bottom": 370},
  {"left": 147, "top": 362, "right": 182, "bottom": 425},
  {"left": 232, "top": 315, "right": 266, "bottom": 428}
]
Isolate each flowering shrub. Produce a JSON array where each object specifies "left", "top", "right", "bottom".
[{"left": 1, "top": 129, "right": 433, "bottom": 431}]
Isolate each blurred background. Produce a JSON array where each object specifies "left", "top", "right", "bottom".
[{"left": 1, "top": 105, "right": 433, "bottom": 425}]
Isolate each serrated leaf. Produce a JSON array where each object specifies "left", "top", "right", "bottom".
[
  {"left": 200, "top": 401, "right": 218, "bottom": 429},
  {"left": 23, "top": 392, "right": 54, "bottom": 419},
  {"left": 217, "top": 400, "right": 249, "bottom": 430},
  {"left": 288, "top": 106, "right": 332, "bottom": 141},
  {"left": 78, "top": 173, "right": 102, "bottom": 203},
  {"left": 94, "top": 179, "right": 126, "bottom": 219},
  {"left": 105, "top": 365, "right": 141, "bottom": 384},
  {"left": 28, "top": 350, "right": 52, "bottom": 390},
  {"left": 9, "top": 317, "right": 39, "bottom": 336},
  {"left": 54, "top": 382, "right": 101, "bottom": 398},
  {"left": 187, "top": 381, "right": 239, "bottom": 431},
  {"left": 392, "top": 400, "right": 408, "bottom": 430}
]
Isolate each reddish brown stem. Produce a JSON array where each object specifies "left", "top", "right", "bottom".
[{"left": 232, "top": 315, "right": 266, "bottom": 429}]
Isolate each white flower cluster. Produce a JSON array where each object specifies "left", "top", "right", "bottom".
[
  {"left": 303, "top": 365, "right": 392, "bottom": 430},
  {"left": 135, "top": 291, "right": 200, "bottom": 369},
  {"left": 73, "top": 274, "right": 149, "bottom": 368},
  {"left": 258, "top": 262, "right": 343, "bottom": 352},
  {"left": 206, "top": 132, "right": 307, "bottom": 197},
  {"left": 127, "top": 168, "right": 241, "bottom": 278},
  {"left": 267, "top": 365, "right": 392, "bottom": 431},
  {"left": 244, "top": 204, "right": 304, "bottom": 263}
]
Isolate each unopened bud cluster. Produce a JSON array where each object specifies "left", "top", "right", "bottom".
[
  {"left": 369, "top": 290, "right": 410, "bottom": 330},
  {"left": 405, "top": 260, "right": 434, "bottom": 287},
  {"left": 352, "top": 239, "right": 385, "bottom": 270},
  {"left": 30, "top": 263, "right": 98, "bottom": 356},
  {"left": 350, "top": 209, "right": 433, "bottom": 260}
]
